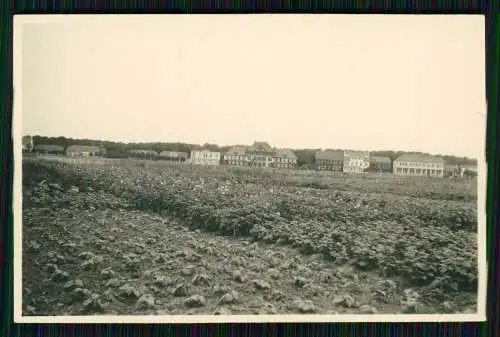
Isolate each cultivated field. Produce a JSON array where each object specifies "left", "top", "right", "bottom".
[{"left": 21, "top": 156, "right": 479, "bottom": 316}]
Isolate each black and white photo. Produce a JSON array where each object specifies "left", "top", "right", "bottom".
[{"left": 13, "top": 14, "right": 487, "bottom": 323}]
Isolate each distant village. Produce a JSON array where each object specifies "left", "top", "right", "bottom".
[{"left": 21, "top": 136, "right": 478, "bottom": 178}]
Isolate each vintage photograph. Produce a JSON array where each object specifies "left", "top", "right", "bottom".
[{"left": 14, "top": 14, "right": 486, "bottom": 322}]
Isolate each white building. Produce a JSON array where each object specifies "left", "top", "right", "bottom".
[
  {"left": 190, "top": 149, "right": 221, "bottom": 166},
  {"left": 343, "top": 150, "right": 370, "bottom": 173},
  {"left": 393, "top": 154, "right": 445, "bottom": 177},
  {"left": 66, "top": 145, "right": 103, "bottom": 157}
]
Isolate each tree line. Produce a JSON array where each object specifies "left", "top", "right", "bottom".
[{"left": 30, "top": 136, "right": 477, "bottom": 166}]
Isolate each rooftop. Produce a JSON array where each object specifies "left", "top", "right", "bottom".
[
  {"left": 394, "top": 154, "right": 445, "bottom": 164},
  {"left": 34, "top": 144, "right": 64, "bottom": 151},
  {"left": 460, "top": 163, "right": 478, "bottom": 169},
  {"left": 344, "top": 150, "right": 370, "bottom": 157},
  {"left": 192, "top": 149, "right": 220, "bottom": 153},
  {"left": 275, "top": 148, "right": 298, "bottom": 160},
  {"left": 67, "top": 145, "right": 102, "bottom": 152},
  {"left": 370, "top": 156, "right": 392, "bottom": 164},
  {"left": 159, "top": 151, "right": 188, "bottom": 157},
  {"left": 314, "top": 150, "right": 344, "bottom": 161}
]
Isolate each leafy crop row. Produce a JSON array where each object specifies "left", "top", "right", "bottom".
[{"left": 23, "top": 159, "right": 478, "bottom": 293}]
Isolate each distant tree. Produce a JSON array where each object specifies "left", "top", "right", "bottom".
[
  {"left": 294, "top": 149, "right": 319, "bottom": 166},
  {"left": 29, "top": 136, "right": 477, "bottom": 165},
  {"left": 200, "top": 143, "right": 220, "bottom": 152},
  {"left": 219, "top": 145, "right": 232, "bottom": 153}
]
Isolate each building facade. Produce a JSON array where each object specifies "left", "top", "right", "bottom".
[
  {"left": 393, "top": 154, "right": 445, "bottom": 177},
  {"left": 159, "top": 151, "right": 188, "bottom": 162},
  {"left": 224, "top": 142, "right": 298, "bottom": 169},
  {"left": 246, "top": 142, "right": 275, "bottom": 168},
  {"left": 34, "top": 144, "right": 64, "bottom": 155},
  {"left": 66, "top": 145, "right": 104, "bottom": 157},
  {"left": 314, "top": 150, "right": 344, "bottom": 171},
  {"left": 368, "top": 156, "right": 392, "bottom": 172},
  {"left": 272, "top": 149, "right": 298, "bottom": 169},
  {"left": 343, "top": 150, "right": 370, "bottom": 173},
  {"left": 224, "top": 146, "right": 249, "bottom": 166},
  {"left": 190, "top": 149, "right": 221, "bottom": 165},
  {"left": 444, "top": 164, "right": 460, "bottom": 178}
]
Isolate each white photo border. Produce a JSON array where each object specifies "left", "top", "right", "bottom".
[{"left": 12, "top": 14, "right": 488, "bottom": 324}]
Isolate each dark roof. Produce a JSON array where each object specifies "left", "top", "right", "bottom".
[
  {"left": 394, "top": 154, "right": 445, "bottom": 164},
  {"left": 34, "top": 144, "right": 64, "bottom": 151},
  {"left": 67, "top": 145, "right": 101, "bottom": 153},
  {"left": 344, "top": 150, "right": 370, "bottom": 158},
  {"left": 314, "top": 150, "right": 344, "bottom": 161},
  {"left": 460, "top": 164, "right": 478, "bottom": 169},
  {"left": 275, "top": 149, "right": 298, "bottom": 160},
  {"left": 370, "top": 156, "right": 391, "bottom": 164}
]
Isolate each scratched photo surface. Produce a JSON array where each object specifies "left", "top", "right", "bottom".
[{"left": 17, "top": 14, "right": 485, "bottom": 319}]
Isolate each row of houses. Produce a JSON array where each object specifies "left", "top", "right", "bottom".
[
  {"left": 28, "top": 144, "right": 189, "bottom": 161},
  {"left": 314, "top": 150, "right": 477, "bottom": 177},
  {"left": 24, "top": 137, "right": 477, "bottom": 178},
  {"left": 115, "top": 141, "right": 300, "bottom": 168},
  {"left": 128, "top": 149, "right": 189, "bottom": 161},
  {"left": 199, "top": 143, "right": 476, "bottom": 178},
  {"left": 314, "top": 150, "right": 374, "bottom": 173},
  {"left": 311, "top": 150, "right": 391, "bottom": 174},
  {"left": 28, "top": 144, "right": 106, "bottom": 157}
]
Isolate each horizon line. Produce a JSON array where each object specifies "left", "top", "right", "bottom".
[{"left": 23, "top": 134, "right": 479, "bottom": 160}]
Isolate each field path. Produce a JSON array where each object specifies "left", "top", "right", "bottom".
[{"left": 23, "top": 186, "right": 411, "bottom": 316}]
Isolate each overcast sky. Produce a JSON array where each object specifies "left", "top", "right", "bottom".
[{"left": 18, "top": 15, "right": 485, "bottom": 158}]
